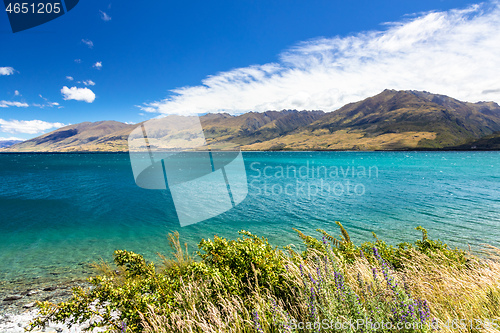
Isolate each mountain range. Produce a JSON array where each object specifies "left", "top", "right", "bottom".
[
  {"left": 3, "top": 89, "right": 500, "bottom": 152},
  {"left": 0, "top": 139, "right": 23, "bottom": 148}
]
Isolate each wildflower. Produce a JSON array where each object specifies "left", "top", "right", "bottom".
[
  {"left": 271, "top": 298, "right": 278, "bottom": 324},
  {"left": 403, "top": 277, "right": 412, "bottom": 296},
  {"left": 420, "top": 299, "right": 431, "bottom": 323},
  {"left": 373, "top": 247, "right": 381, "bottom": 261},
  {"left": 253, "top": 310, "right": 264, "bottom": 333},
  {"left": 283, "top": 311, "right": 293, "bottom": 332},
  {"left": 357, "top": 272, "right": 364, "bottom": 288},
  {"left": 408, "top": 302, "right": 416, "bottom": 319},
  {"left": 333, "top": 271, "right": 344, "bottom": 291},
  {"left": 309, "top": 273, "right": 317, "bottom": 286}
]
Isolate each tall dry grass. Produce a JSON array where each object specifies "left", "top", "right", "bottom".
[
  {"left": 141, "top": 246, "right": 500, "bottom": 333},
  {"left": 29, "top": 228, "right": 500, "bottom": 333},
  {"left": 399, "top": 247, "right": 500, "bottom": 333}
]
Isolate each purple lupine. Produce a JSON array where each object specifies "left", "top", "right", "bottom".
[
  {"left": 253, "top": 310, "right": 264, "bottom": 333},
  {"left": 333, "top": 270, "right": 346, "bottom": 302},
  {"left": 372, "top": 267, "right": 378, "bottom": 281},
  {"left": 421, "top": 299, "right": 431, "bottom": 323},
  {"left": 373, "top": 247, "right": 381, "bottom": 261},
  {"left": 309, "top": 273, "right": 316, "bottom": 286},
  {"left": 391, "top": 307, "right": 398, "bottom": 320},
  {"left": 408, "top": 302, "right": 416, "bottom": 319},
  {"left": 401, "top": 309, "right": 408, "bottom": 323},
  {"left": 309, "top": 286, "right": 318, "bottom": 323},
  {"left": 360, "top": 249, "right": 366, "bottom": 259},
  {"left": 316, "top": 266, "right": 322, "bottom": 282},
  {"left": 283, "top": 311, "right": 293, "bottom": 332},
  {"left": 373, "top": 247, "right": 399, "bottom": 293},
  {"left": 416, "top": 299, "right": 424, "bottom": 323},
  {"left": 309, "top": 286, "right": 321, "bottom": 333},
  {"left": 357, "top": 273, "right": 366, "bottom": 300},
  {"left": 299, "top": 263, "right": 307, "bottom": 287},
  {"left": 418, "top": 303, "right": 427, "bottom": 324},
  {"left": 121, "top": 322, "right": 127, "bottom": 333},
  {"left": 357, "top": 272, "right": 364, "bottom": 288},
  {"left": 271, "top": 298, "right": 278, "bottom": 324}
]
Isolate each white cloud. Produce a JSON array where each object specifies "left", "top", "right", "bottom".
[
  {"left": 93, "top": 62, "right": 102, "bottom": 69},
  {"left": 0, "top": 136, "right": 24, "bottom": 141},
  {"left": 66, "top": 76, "right": 74, "bottom": 81},
  {"left": 14, "top": 90, "right": 20, "bottom": 96},
  {"left": 75, "top": 59, "right": 82, "bottom": 63},
  {"left": 138, "top": 2, "right": 500, "bottom": 115},
  {"left": 61, "top": 86, "right": 96, "bottom": 103},
  {"left": 99, "top": 10, "right": 111, "bottom": 21},
  {"left": 35, "top": 95, "right": 59, "bottom": 108},
  {"left": 0, "top": 67, "right": 15, "bottom": 75},
  {"left": 82, "top": 39, "right": 94, "bottom": 48},
  {"left": 135, "top": 105, "right": 157, "bottom": 112},
  {"left": 82, "top": 79, "right": 95, "bottom": 86},
  {"left": 0, "top": 119, "right": 66, "bottom": 134},
  {"left": 0, "top": 100, "right": 29, "bottom": 108}
]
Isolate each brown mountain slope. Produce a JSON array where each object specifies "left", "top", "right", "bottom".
[
  {"left": 2, "top": 110, "right": 325, "bottom": 152},
  {"left": 452, "top": 131, "right": 500, "bottom": 150},
  {"left": 200, "top": 110, "right": 325, "bottom": 149},
  {"left": 245, "top": 90, "right": 500, "bottom": 150},
  {"left": 3, "top": 90, "right": 500, "bottom": 152},
  {"left": 4, "top": 121, "right": 136, "bottom": 152}
]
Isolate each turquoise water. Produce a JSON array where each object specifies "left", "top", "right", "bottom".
[{"left": 0, "top": 152, "right": 499, "bottom": 285}]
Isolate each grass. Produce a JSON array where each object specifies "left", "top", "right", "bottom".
[
  {"left": 242, "top": 129, "right": 437, "bottom": 151},
  {"left": 29, "top": 224, "right": 500, "bottom": 332}
]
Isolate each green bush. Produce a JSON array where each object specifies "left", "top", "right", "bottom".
[
  {"left": 197, "top": 230, "right": 290, "bottom": 296},
  {"left": 29, "top": 224, "right": 473, "bottom": 333}
]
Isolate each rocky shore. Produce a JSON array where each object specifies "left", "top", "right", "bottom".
[{"left": 0, "top": 279, "right": 93, "bottom": 332}]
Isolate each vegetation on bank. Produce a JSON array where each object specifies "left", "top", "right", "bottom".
[{"left": 29, "top": 224, "right": 500, "bottom": 332}]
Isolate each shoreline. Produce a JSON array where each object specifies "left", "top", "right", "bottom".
[
  {"left": 0, "top": 279, "right": 90, "bottom": 333},
  {"left": 1, "top": 235, "right": 497, "bottom": 332},
  {"left": 1, "top": 148, "right": 500, "bottom": 154},
  {"left": 0, "top": 278, "right": 89, "bottom": 316}
]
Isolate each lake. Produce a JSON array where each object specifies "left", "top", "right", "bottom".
[{"left": 0, "top": 151, "right": 499, "bottom": 287}]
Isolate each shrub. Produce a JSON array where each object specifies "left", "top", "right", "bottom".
[{"left": 29, "top": 224, "right": 495, "bottom": 333}]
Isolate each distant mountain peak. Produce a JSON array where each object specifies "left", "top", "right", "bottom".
[
  {"left": 3, "top": 90, "right": 500, "bottom": 152},
  {"left": 0, "top": 139, "right": 24, "bottom": 149}
]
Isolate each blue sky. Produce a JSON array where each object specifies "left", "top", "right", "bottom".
[{"left": 1, "top": 0, "right": 498, "bottom": 140}]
